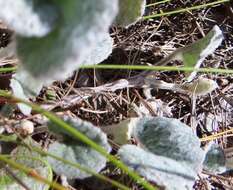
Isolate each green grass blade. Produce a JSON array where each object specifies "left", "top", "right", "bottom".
[
  {"left": 0, "top": 155, "right": 66, "bottom": 190},
  {"left": 0, "top": 134, "right": 130, "bottom": 190},
  {"left": 26, "top": 144, "right": 131, "bottom": 190},
  {"left": 143, "top": 0, "right": 230, "bottom": 19},
  {"left": 146, "top": 0, "right": 171, "bottom": 7},
  {"left": 0, "top": 67, "right": 17, "bottom": 73},
  {"left": 0, "top": 91, "right": 156, "bottom": 190},
  {"left": 80, "top": 64, "right": 233, "bottom": 75}
]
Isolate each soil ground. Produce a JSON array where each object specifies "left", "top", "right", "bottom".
[{"left": 1, "top": 0, "right": 233, "bottom": 189}]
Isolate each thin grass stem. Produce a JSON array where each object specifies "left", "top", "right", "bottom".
[
  {"left": 0, "top": 91, "right": 156, "bottom": 190},
  {"left": 0, "top": 155, "right": 66, "bottom": 190},
  {"left": 143, "top": 0, "right": 230, "bottom": 19},
  {"left": 80, "top": 64, "right": 233, "bottom": 75},
  {"left": 146, "top": 0, "right": 171, "bottom": 7}
]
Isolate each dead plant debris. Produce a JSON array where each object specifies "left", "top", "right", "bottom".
[{"left": 0, "top": 0, "right": 233, "bottom": 189}]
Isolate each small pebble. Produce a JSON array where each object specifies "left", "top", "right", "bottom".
[{"left": 20, "top": 120, "right": 34, "bottom": 135}]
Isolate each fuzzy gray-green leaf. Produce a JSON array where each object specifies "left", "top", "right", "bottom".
[
  {"left": 17, "top": 0, "right": 118, "bottom": 84},
  {"left": 115, "top": 0, "right": 146, "bottom": 27},
  {"left": 130, "top": 117, "right": 205, "bottom": 172},
  {"left": 119, "top": 145, "right": 197, "bottom": 190},
  {"left": 8, "top": 0, "right": 117, "bottom": 115},
  {"left": 47, "top": 116, "right": 111, "bottom": 179},
  {"left": 0, "top": 137, "right": 52, "bottom": 190},
  {"left": 0, "top": 0, "right": 58, "bottom": 37},
  {"left": 181, "top": 25, "right": 223, "bottom": 81},
  {"left": 203, "top": 144, "right": 226, "bottom": 173}
]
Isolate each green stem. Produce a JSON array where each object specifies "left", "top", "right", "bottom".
[
  {"left": 143, "top": 0, "right": 230, "bottom": 19},
  {"left": 0, "top": 133, "right": 130, "bottom": 190},
  {"left": 0, "top": 155, "right": 66, "bottom": 190},
  {"left": 80, "top": 64, "right": 233, "bottom": 75},
  {"left": 26, "top": 145, "right": 130, "bottom": 190},
  {"left": 0, "top": 91, "right": 155, "bottom": 190},
  {"left": 146, "top": 0, "right": 171, "bottom": 7},
  {"left": 0, "top": 67, "right": 17, "bottom": 73}
]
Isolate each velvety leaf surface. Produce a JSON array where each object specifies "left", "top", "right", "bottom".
[
  {"left": 119, "top": 145, "right": 197, "bottom": 190},
  {"left": 17, "top": 0, "right": 118, "bottom": 84},
  {"left": 203, "top": 143, "right": 226, "bottom": 173},
  {"left": 0, "top": 138, "right": 52, "bottom": 190},
  {"left": 130, "top": 117, "right": 205, "bottom": 172},
  {"left": 143, "top": 26, "right": 223, "bottom": 82},
  {"left": 10, "top": 33, "right": 114, "bottom": 115},
  {"left": 181, "top": 25, "right": 223, "bottom": 81},
  {"left": 8, "top": 0, "right": 117, "bottom": 115},
  {"left": 115, "top": 0, "right": 146, "bottom": 27},
  {"left": 0, "top": 157, "right": 52, "bottom": 190},
  {"left": 47, "top": 116, "right": 111, "bottom": 179},
  {"left": 10, "top": 70, "right": 43, "bottom": 115},
  {"left": 0, "top": 0, "right": 58, "bottom": 37},
  {"left": 81, "top": 32, "right": 113, "bottom": 66}
]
